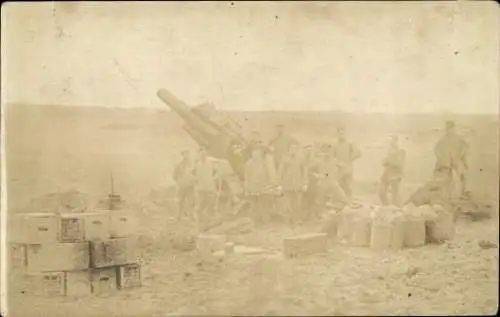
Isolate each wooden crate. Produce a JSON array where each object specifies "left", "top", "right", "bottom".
[
  {"left": 19, "top": 270, "right": 93, "bottom": 297},
  {"left": 109, "top": 213, "right": 135, "bottom": 238},
  {"left": 25, "top": 242, "right": 90, "bottom": 272},
  {"left": 91, "top": 267, "right": 118, "bottom": 294},
  {"left": 10, "top": 213, "right": 60, "bottom": 244},
  {"left": 116, "top": 263, "right": 142, "bottom": 289},
  {"left": 283, "top": 233, "right": 328, "bottom": 258},
  {"left": 9, "top": 244, "right": 27, "bottom": 271},
  {"left": 21, "top": 272, "right": 66, "bottom": 297},
  {"left": 59, "top": 212, "right": 110, "bottom": 242},
  {"left": 65, "top": 270, "right": 92, "bottom": 297},
  {"left": 90, "top": 238, "right": 138, "bottom": 268}
]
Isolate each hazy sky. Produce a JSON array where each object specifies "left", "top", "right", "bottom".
[{"left": 2, "top": 1, "right": 499, "bottom": 113}]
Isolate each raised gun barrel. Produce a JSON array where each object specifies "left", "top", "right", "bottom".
[
  {"left": 157, "top": 89, "right": 219, "bottom": 137},
  {"left": 157, "top": 88, "right": 248, "bottom": 178}
]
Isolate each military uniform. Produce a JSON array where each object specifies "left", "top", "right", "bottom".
[
  {"left": 269, "top": 134, "right": 298, "bottom": 169},
  {"left": 434, "top": 132, "right": 469, "bottom": 198},
  {"left": 301, "top": 149, "right": 319, "bottom": 219},
  {"left": 332, "top": 140, "right": 361, "bottom": 199},
  {"left": 279, "top": 153, "right": 307, "bottom": 223},
  {"left": 314, "top": 153, "right": 349, "bottom": 214},
  {"left": 244, "top": 151, "right": 271, "bottom": 223},
  {"left": 172, "top": 160, "right": 195, "bottom": 218},
  {"left": 378, "top": 146, "right": 406, "bottom": 206},
  {"left": 194, "top": 158, "right": 217, "bottom": 221}
]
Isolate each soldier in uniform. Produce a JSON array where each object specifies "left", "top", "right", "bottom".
[
  {"left": 227, "top": 138, "right": 247, "bottom": 179},
  {"left": 268, "top": 124, "right": 298, "bottom": 169},
  {"left": 301, "top": 144, "right": 319, "bottom": 220},
  {"left": 279, "top": 143, "right": 308, "bottom": 224},
  {"left": 378, "top": 136, "right": 406, "bottom": 206},
  {"left": 315, "top": 144, "right": 349, "bottom": 214},
  {"left": 172, "top": 150, "right": 196, "bottom": 219},
  {"left": 262, "top": 146, "right": 280, "bottom": 218},
  {"left": 332, "top": 126, "right": 362, "bottom": 200},
  {"left": 434, "top": 120, "right": 469, "bottom": 199},
  {"left": 242, "top": 130, "right": 263, "bottom": 160},
  {"left": 244, "top": 144, "right": 271, "bottom": 224},
  {"left": 194, "top": 148, "right": 218, "bottom": 224}
]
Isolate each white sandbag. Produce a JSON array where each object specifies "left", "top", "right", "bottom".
[
  {"left": 403, "top": 216, "right": 426, "bottom": 248},
  {"left": 402, "top": 203, "right": 417, "bottom": 214},
  {"left": 379, "top": 205, "right": 401, "bottom": 214},
  {"left": 369, "top": 205, "right": 405, "bottom": 250},
  {"left": 390, "top": 214, "right": 405, "bottom": 250},
  {"left": 370, "top": 219, "right": 393, "bottom": 250},
  {"left": 350, "top": 216, "right": 372, "bottom": 247}
]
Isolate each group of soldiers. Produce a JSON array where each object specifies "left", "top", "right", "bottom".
[{"left": 172, "top": 120, "right": 469, "bottom": 226}]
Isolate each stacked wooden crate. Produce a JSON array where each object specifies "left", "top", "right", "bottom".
[{"left": 9, "top": 209, "right": 141, "bottom": 297}]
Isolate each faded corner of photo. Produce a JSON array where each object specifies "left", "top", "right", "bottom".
[{"left": 1, "top": 1, "right": 499, "bottom": 317}]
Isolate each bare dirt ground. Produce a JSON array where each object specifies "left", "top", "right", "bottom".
[{"left": 5, "top": 104, "right": 499, "bottom": 316}]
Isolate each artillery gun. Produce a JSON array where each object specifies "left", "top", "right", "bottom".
[
  {"left": 157, "top": 88, "right": 250, "bottom": 179},
  {"left": 157, "top": 88, "right": 253, "bottom": 220}
]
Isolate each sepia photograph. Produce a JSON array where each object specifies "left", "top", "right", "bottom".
[{"left": 1, "top": 1, "right": 499, "bottom": 316}]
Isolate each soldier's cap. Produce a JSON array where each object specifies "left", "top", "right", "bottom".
[
  {"left": 446, "top": 120, "right": 455, "bottom": 127},
  {"left": 304, "top": 144, "right": 313, "bottom": 149}
]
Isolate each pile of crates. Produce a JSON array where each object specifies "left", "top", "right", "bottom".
[{"left": 9, "top": 208, "right": 141, "bottom": 297}]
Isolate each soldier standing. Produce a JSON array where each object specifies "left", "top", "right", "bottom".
[
  {"left": 262, "top": 146, "right": 280, "bottom": 219},
  {"left": 434, "top": 120, "right": 469, "bottom": 199},
  {"left": 279, "top": 143, "right": 308, "bottom": 224},
  {"left": 301, "top": 144, "right": 319, "bottom": 220},
  {"left": 332, "top": 126, "right": 362, "bottom": 200},
  {"left": 242, "top": 130, "right": 263, "bottom": 160},
  {"left": 172, "top": 150, "right": 196, "bottom": 219},
  {"left": 268, "top": 124, "right": 298, "bottom": 169},
  {"left": 194, "top": 148, "right": 218, "bottom": 224},
  {"left": 227, "top": 138, "right": 247, "bottom": 179},
  {"left": 244, "top": 144, "right": 271, "bottom": 224},
  {"left": 315, "top": 145, "right": 349, "bottom": 214},
  {"left": 378, "top": 136, "right": 406, "bottom": 206}
]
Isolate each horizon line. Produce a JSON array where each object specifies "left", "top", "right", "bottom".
[{"left": 3, "top": 102, "right": 499, "bottom": 116}]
